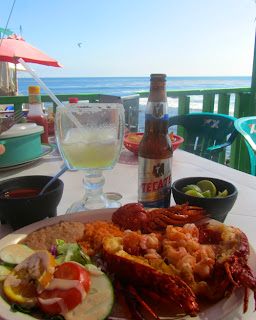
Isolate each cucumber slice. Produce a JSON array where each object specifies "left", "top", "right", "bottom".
[
  {"left": 65, "top": 264, "right": 114, "bottom": 320},
  {"left": 0, "top": 244, "right": 35, "bottom": 266},
  {"left": 0, "top": 265, "right": 12, "bottom": 281}
]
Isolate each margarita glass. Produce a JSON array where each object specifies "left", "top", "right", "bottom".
[{"left": 55, "top": 103, "right": 125, "bottom": 213}]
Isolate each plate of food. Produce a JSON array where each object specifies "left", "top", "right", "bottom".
[
  {"left": 0, "top": 203, "right": 255, "bottom": 320},
  {"left": 123, "top": 132, "right": 184, "bottom": 155}
]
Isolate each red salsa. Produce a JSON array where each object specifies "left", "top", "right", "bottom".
[{"left": 1, "top": 189, "right": 41, "bottom": 198}]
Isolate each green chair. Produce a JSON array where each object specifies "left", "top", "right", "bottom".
[
  {"left": 234, "top": 116, "right": 256, "bottom": 176},
  {"left": 168, "top": 112, "right": 238, "bottom": 163}
]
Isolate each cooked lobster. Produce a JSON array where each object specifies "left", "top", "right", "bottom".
[
  {"left": 105, "top": 203, "right": 256, "bottom": 317},
  {"left": 112, "top": 202, "right": 207, "bottom": 233}
]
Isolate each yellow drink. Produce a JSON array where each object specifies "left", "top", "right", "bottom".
[{"left": 61, "top": 128, "right": 120, "bottom": 169}]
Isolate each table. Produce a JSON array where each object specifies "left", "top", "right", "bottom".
[{"left": 0, "top": 147, "right": 256, "bottom": 319}]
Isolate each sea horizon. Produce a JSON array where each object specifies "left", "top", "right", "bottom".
[
  {"left": 17, "top": 75, "right": 251, "bottom": 96},
  {"left": 18, "top": 75, "right": 251, "bottom": 78},
  {"left": 16, "top": 76, "right": 251, "bottom": 132}
]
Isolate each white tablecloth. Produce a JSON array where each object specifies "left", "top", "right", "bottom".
[{"left": 0, "top": 147, "right": 256, "bottom": 319}]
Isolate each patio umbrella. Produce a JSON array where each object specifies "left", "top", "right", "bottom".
[{"left": 0, "top": 34, "right": 63, "bottom": 94}]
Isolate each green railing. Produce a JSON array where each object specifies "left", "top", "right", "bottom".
[
  {"left": 137, "top": 87, "right": 254, "bottom": 174},
  {"left": 0, "top": 86, "right": 255, "bottom": 174}
]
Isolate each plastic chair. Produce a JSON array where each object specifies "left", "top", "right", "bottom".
[
  {"left": 168, "top": 112, "right": 238, "bottom": 163},
  {"left": 234, "top": 116, "right": 256, "bottom": 176}
]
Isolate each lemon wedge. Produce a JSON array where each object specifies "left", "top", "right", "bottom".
[
  {"left": 196, "top": 180, "right": 217, "bottom": 197},
  {"left": 185, "top": 190, "right": 204, "bottom": 197},
  {"left": 3, "top": 250, "right": 55, "bottom": 308},
  {"left": 216, "top": 189, "right": 228, "bottom": 197},
  {"left": 201, "top": 190, "right": 212, "bottom": 198},
  {"left": 182, "top": 184, "right": 202, "bottom": 193}
]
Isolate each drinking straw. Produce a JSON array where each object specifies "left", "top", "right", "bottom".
[
  {"left": 18, "top": 58, "right": 64, "bottom": 108},
  {"left": 18, "top": 58, "right": 83, "bottom": 129}
]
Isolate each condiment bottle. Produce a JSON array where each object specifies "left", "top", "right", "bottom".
[
  {"left": 68, "top": 97, "right": 78, "bottom": 104},
  {"left": 138, "top": 74, "right": 173, "bottom": 208},
  {"left": 27, "top": 86, "right": 49, "bottom": 143}
]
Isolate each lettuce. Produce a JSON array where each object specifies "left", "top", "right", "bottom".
[{"left": 55, "top": 239, "right": 91, "bottom": 266}]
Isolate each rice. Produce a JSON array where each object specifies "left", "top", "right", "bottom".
[{"left": 78, "top": 221, "right": 123, "bottom": 256}]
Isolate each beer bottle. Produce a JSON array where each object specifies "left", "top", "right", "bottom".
[{"left": 138, "top": 74, "right": 173, "bottom": 208}]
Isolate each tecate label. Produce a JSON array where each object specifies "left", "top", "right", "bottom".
[
  {"left": 145, "top": 102, "right": 168, "bottom": 120},
  {"left": 138, "top": 157, "right": 172, "bottom": 208}
]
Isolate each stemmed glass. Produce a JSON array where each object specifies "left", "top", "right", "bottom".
[{"left": 55, "top": 103, "right": 125, "bottom": 213}]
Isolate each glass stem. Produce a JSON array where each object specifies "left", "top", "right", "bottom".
[
  {"left": 81, "top": 170, "right": 109, "bottom": 209},
  {"left": 66, "top": 170, "right": 122, "bottom": 213}
]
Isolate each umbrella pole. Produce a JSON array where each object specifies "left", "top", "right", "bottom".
[{"left": 14, "top": 61, "right": 18, "bottom": 95}]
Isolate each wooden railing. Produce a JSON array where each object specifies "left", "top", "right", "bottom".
[{"left": 0, "top": 86, "right": 255, "bottom": 174}]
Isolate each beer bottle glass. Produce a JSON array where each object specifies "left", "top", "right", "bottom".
[{"left": 138, "top": 74, "right": 173, "bottom": 208}]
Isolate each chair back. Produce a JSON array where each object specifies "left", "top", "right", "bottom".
[
  {"left": 169, "top": 113, "right": 237, "bottom": 163},
  {"left": 234, "top": 116, "right": 256, "bottom": 175}
]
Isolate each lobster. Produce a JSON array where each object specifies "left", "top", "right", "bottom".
[
  {"left": 112, "top": 202, "right": 207, "bottom": 233},
  {"left": 197, "top": 223, "right": 256, "bottom": 313},
  {"left": 106, "top": 204, "right": 256, "bottom": 317},
  {"left": 103, "top": 236, "right": 199, "bottom": 317}
]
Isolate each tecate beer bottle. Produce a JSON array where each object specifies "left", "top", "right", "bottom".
[{"left": 138, "top": 74, "right": 173, "bottom": 208}]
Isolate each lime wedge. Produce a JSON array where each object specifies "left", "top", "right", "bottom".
[
  {"left": 216, "top": 189, "right": 228, "bottom": 198},
  {"left": 196, "top": 180, "right": 217, "bottom": 197},
  {"left": 182, "top": 184, "right": 202, "bottom": 193},
  {"left": 185, "top": 190, "right": 204, "bottom": 197},
  {"left": 201, "top": 190, "right": 211, "bottom": 198}
]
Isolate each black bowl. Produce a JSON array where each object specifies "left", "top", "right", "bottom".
[
  {"left": 172, "top": 177, "right": 238, "bottom": 222},
  {"left": 0, "top": 175, "right": 64, "bottom": 230}
]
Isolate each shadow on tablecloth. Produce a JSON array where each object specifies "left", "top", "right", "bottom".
[{"left": 118, "top": 149, "right": 138, "bottom": 165}]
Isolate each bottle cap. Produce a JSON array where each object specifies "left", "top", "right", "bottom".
[
  {"left": 28, "top": 86, "right": 40, "bottom": 94},
  {"left": 68, "top": 97, "right": 78, "bottom": 103}
]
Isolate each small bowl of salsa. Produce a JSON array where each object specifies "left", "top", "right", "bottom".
[{"left": 0, "top": 175, "right": 64, "bottom": 230}]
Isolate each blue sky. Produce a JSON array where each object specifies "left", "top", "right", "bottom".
[{"left": 1, "top": 0, "right": 256, "bottom": 77}]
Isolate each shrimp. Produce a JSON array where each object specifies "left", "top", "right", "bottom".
[{"left": 122, "top": 230, "right": 162, "bottom": 257}]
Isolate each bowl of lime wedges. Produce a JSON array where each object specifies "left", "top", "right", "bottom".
[{"left": 172, "top": 177, "right": 238, "bottom": 222}]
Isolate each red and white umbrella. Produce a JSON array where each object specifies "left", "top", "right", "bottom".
[{"left": 0, "top": 35, "right": 63, "bottom": 93}]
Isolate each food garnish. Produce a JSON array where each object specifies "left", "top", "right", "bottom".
[
  {"left": 3, "top": 250, "right": 55, "bottom": 308},
  {"left": 182, "top": 179, "right": 228, "bottom": 198},
  {"left": 54, "top": 239, "right": 90, "bottom": 265},
  {"left": 1, "top": 240, "right": 114, "bottom": 320},
  {"left": 0, "top": 244, "right": 35, "bottom": 267},
  {"left": 38, "top": 261, "right": 91, "bottom": 315}
]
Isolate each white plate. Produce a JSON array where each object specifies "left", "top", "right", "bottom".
[
  {"left": 0, "top": 209, "right": 255, "bottom": 320},
  {"left": 0, "top": 144, "right": 55, "bottom": 171}
]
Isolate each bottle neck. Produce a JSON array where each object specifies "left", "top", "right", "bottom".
[
  {"left": 148, "top": 82, "right": 167, "bottom": 103},
  {"left": 28, "top": 103, "right": 44, "bottom": 115},
  {"left": 145, "top": 81, "right": 168, "bottom": 134}
]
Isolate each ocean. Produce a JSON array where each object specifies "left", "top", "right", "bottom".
[{"left": 17, "top": 76, "right": 251, "bottom": 132}]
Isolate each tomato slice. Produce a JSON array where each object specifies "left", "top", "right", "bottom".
[{"left": 37, "top": 261, "right": 90, "bottom": 315}]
